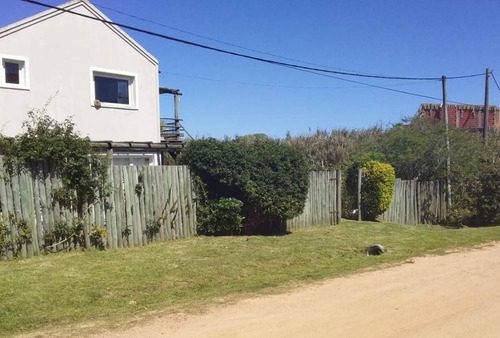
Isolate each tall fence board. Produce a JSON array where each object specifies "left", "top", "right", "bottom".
[
  {"left": 287, "top": 170, "right": 341, "bottom": 230},
  {"left": 379, "top": 179, "right": 446, "bottom": 225},
  {"left": 0, "top": 165, "right": 196, "bottom": 259}
]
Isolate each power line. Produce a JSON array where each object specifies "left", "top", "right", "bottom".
[
  {"left": 492, "top": 71, "right": 500, "bottom": 92},
  {"left": 93, "top": 2, "right": 379, "bottom": 76},
  {"left": 23, "top": 0, "right": 484, "bottom": 82},
  {"left": 161, "top": 70, "right": 438, "bottom": 90},
  {"left": 288, "top": 66, "right": 472, "bottom": 104}
]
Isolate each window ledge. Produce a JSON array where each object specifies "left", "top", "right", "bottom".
[
  {"left": 0, "top": 84, "right": 30, "bottom": 91},
  {"left": 91, "top": 104, "right": 139, "bottom": 111}
]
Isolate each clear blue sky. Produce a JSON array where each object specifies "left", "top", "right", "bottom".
[{"left": 2, "top": 0, "right": 500, "bottom": 138}]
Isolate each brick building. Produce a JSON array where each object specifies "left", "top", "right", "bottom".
[{"left": 418, "top": 103, "right": 500, "bottom": 130}]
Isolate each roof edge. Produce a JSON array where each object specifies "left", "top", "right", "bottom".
[
  {"left": 0, "top": 0, "right": 158, "bottom": 65},
  {"left": 419, "top": 103, "right": 500, "bottom": 111}
]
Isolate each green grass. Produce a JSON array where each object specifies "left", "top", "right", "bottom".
[{"left": 2, "top": 220, "right": 500, "bottom": 337}]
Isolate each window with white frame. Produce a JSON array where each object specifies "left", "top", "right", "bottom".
[
  {"left": 90, "top": 68, "right": 137, "bottom": 108},
  {"left": 1, "top": 55, "right": 29, "bottom": 89}
]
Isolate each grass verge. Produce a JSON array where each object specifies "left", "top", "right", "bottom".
[{"left": 1, "top": 220, "right": 500, "bottom": 337}]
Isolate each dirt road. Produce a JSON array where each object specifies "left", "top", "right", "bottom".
[{"left": 100, "top": 243, "right": 500, "bottom": 338}]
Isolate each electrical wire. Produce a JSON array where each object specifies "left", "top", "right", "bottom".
[
  {"left": 22, "top": 0, "right": 485, "bottom": 82},
  {"left": 492, "top": 72, "right": 500, "bottom": 92},
  {"left": 287, "top": 66, "right": 472, "bottom": 104},
  {"left": 93, "top": 2, "right": 379, "bottom": 76},
  {"left": 161, "top": 70, "right": 438, "bottom": 90}
]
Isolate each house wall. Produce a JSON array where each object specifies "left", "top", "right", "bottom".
[
  {"left": 419, "top": 104, "right": 500, "bottom": 130},
  {"left": 0, "top": 2, "right": 161, "bottom": 142}
]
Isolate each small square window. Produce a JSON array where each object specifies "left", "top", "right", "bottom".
[
  {"left": 5, "top": 62, "right": 20, "bottom": 84},
  {"left": 1, "top": 56, "right": 29, "bottom": 89}
]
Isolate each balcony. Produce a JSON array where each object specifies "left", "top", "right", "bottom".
[{"left": 160, "top": 117, "right": 186, "bottom": 142}]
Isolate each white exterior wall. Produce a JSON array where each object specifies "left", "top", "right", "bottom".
[{"left": 0, "top": 1, "right": 161, "bottom": 142}]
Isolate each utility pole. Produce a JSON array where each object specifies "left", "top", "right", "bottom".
[
  {"left": 483, "top": 68, "right": 490, "bottom": 145},
  {"left": 159, "top": 87, "right": 183, "bottom": 141},
  {"left": 174, "top": 92, "right": 180, "bottom": 140},
  {"left": 357, "top": 168, "right": 362, "bottom": 221},
  {"left": 442, "top": 76, "right": 452, "bottom": 208}
]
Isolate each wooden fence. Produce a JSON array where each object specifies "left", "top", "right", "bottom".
[
  {"left": 379, "top": 179, "right": 446, "bottom": 225},
  {"left": 286, "top": 170, "right": 341, "bottom": 230},
  {"left": 0, "top": 165, "right": 196, "bottom": 259}
]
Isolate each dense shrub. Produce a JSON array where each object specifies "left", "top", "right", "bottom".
[
  {"left": 345, "top": 160, "right": 395, "bottom": 221},
  {"left": 361, "top": 161, "right": 395, "bottom": 220},
  {"left": 0, "top": 109, "right": 108, "bottom": 248},
  {"left": 0, "top": 110, "right": 108, "bottom": 214},
  {"left": 179, "top": 137, "right": 309, "bottom": 234},
  {"left": 284, "top": 127, "right": 382, "bottom": 170},
  {"left": 197, "top": 197, "right": 244, "bottom": 235}
]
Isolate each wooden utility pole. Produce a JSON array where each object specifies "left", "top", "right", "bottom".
[
  {"left": 357, "top": 168, "right": 362, "bottom": 221},
  {"left": 159, "top": 87, "right": 183, "bottom": 141},
  {"left": 483, "top": 68, "right": 490, "bottom": 145},
  {"left": 174, "top": 92, "right": 180, "bottom": 139},
  {"left": 442, "top": 76, "right": 452, "bottom": 207}
]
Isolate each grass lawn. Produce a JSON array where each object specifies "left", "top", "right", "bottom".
[{"left": 1, "top": 219, "right": 500, "bottom": 337}]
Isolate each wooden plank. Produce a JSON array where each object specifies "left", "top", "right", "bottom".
[
  {"left": 44, "top": 165, "right": 55, "bottom": 235},
  {"left": 163, "top": 166, "right": 173, "bottom": 239},
  {"left": 152, "top": 166, "right": 165, "bottom": 240},
  {"left": 336, "top": 170, "right": 342, "bottom": 225},
  {"left": 169, "top": 165, "right": 180, "bottom": 239},
  {"left": 136, "top": 166, "right": 147, "bottom": 244},
  {"left": 132, "top": 166, "right": 146, "bottom": 245},
  {"left": 178, "top": 166, "right": 187, "bottom": 238},
  {"left": 31, "top": 166, "right": 43, "bottom": 253},
  {"left": 113, "top": 165, "right": 124, "bottom": 248},
  {"left": 185, "top": 166, "right": 196, "bottom": 236},
  {"left": 11, "top": 172, "right": 25, "bottom": 257},
  {"left": 121, "top": 166, "right": 135, "bottom": 246},
  {"left": 22, "top": 172, "right": 36, "bottom": 256}
]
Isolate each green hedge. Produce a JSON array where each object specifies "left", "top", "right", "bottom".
[
  {"left": 179, "top": 137, "right": 309, "bottom": 234},
  {"left": 361, "top": 161, "right": 395, "bottom": 220}
]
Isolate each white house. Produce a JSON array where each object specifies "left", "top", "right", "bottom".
[{"left": 0, "top": 0, "right": 179, "bottom": 165}]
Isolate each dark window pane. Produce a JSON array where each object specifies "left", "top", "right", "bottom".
[
  {"left": 94, "top": 75, "right": 129, "bottom": 104},
  {"left": 5, "top": 62, "right": 20, "bottom": 84}
]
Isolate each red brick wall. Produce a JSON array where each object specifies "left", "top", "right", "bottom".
[{"left": 418, "top": 104, "right": 500, "bottom": 130}]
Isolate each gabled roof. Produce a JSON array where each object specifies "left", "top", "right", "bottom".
[{"left": 0, "top": 0, "right": 158, "bottom": 65}]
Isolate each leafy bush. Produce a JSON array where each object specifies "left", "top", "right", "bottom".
[
  {"left": 344, "top": 153, "right": 382, "bottom": 218},
  {"left": 361, "top": 161, "right": 395, "bottom": 220},
  {"left": 346, "top": 160, "right": 395, "bottom": 221},
  {"left": 0, "top": 109, "right": 108, "bottom": 248},
  {"left": 0, "top": 110, "right": 108, "bottom": 216},
  {"left": 179, "top": 137, "right": 309, "bottom": 234},
  {"left": 197, "top": 197, "right": 244, "bottom": 235},
  {"left": 284, "top": 127, "right": 382, "bottom": 170}
]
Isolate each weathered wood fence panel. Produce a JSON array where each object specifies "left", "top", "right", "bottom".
[
  {"left": 286, "top": 170, "right": 342, "bottom": 230},
  {"left": 379, "top": 179, "right": 446, "bottom": 225},
  {"left": 0, "top": 165, "right": 196, "bottom": 259}
]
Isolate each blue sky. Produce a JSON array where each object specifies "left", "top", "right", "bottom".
[{"left": 2, "top": 0, "right": 500, "bottom": 138}]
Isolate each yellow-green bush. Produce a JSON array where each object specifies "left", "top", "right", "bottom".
[{"left": 361, "top": 160, "right": 395, "bottom": 220}]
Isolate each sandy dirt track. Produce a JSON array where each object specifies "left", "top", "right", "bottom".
[{"left": 99, "top": 243, "right": 500, "bottom": 338}]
